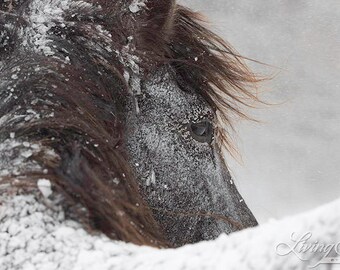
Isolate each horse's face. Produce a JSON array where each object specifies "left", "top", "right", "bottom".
[{"left": 125, "top": 69, "right": 257, "bottom": 246}]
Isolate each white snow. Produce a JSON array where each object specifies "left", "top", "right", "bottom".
[
  {"left": 37, "top": 179, "right": 53, "bottom": 198},
  {"left": 128, "top": 0, "right": 147, "bottom": 14},
  {"left": 0, "top": 194, "right": 339, "bottom": 269},
  {"left": 0, "top": 139, "right": 42, "bottom": 177},
  {"left": 20, "top": 150, "right": 33, "bottom": 158},
  {"left": 21, "top": 0, "right": 71, "bottom": 56},
  {"left": 146, "top": 169, "right": 156, "bottom": 186}
]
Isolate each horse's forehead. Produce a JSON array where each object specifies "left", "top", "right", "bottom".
[{"left": 143, "top": 71, "right": 213, "bottom": 120}]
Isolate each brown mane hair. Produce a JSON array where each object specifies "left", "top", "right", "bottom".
[
  {"left": 136, "top": 4, "right": 261, "bottom": 155},
  {"left": 0, "top": 0, "right": 260, "bottom": 248}
]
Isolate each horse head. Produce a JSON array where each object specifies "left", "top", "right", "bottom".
[{"left": 0, "top": 0, "right": 258, "bottom": 247}]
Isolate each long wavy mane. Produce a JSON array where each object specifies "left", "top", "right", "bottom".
[{"left": 0, "top": 0, "right": 260, "bottom": 248}]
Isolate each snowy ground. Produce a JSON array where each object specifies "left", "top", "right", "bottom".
[
  {"left": 180, "top": 0, "right": 340, "bottom": 223},
  {"left": 2, "top": 194, "right": 340, "bottom": 270}
]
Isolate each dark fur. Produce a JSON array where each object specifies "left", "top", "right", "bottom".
[{"left": 0, "top": 0, "right": 260, "bottom": 247}]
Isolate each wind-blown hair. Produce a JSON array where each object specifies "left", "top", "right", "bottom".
[
  {"left": 137, "top": 4, "right": 261, "bottom": 154},
  {"left": 173, "top": 8, "right": 261, "bottom": 154},
  {"left": 0, "top": 0, "right": 260, "bottom": 248}
]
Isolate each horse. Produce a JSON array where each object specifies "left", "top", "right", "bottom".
[{"left": 0, "top": 0, "right": 259, "bottom": 248}]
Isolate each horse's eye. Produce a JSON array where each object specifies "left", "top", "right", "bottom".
[{"left": 188, "top": 120, "right": 214, "bottom": 143}]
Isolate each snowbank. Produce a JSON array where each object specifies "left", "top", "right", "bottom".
[{"left": 1, "top": 194, "right": 339, "bottom": 270}]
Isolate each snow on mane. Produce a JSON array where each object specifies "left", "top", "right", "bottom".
[
  {"left": 128, "top": 0, "right": 147, "bottom": 14},
  {"left": 21, "top": 0, "right": 71, "bottom": 56}
]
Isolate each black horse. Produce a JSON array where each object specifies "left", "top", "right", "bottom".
[{"left": 0, "top": 0, "right": 259, "bottom": 247}]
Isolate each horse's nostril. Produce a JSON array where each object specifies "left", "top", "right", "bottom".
[{"left": 188, "top": 120, "right": 214, "bottom": 143}]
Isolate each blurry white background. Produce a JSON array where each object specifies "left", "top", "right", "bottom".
[{"left": 180, "top": 0, "right": 340, "bottom": 223}]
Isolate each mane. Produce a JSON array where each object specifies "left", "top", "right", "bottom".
[{"left": 0, "top": 0, "right": 261, "bottom": 248}]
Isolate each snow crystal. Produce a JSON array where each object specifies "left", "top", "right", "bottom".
[
  {"left": 128, "top": 0, "right": 147, "bottom": 13},
  {"left": 146, "top": 169, "right": 156, "bottom": 186},
  {"left": 21, "top": 150, "right": 33, "bottom": 158},
  {"left": 37, "top": 179, "right": 52, "bottom": 198},
  {"left": 112, "top": 178, "right": 120, "bottom": 185},
  {"left": 21, "top": 0, "right": 71, "bottom": 56},
  {"left": 22, "top": 142, "right": 30, "bottom": 147}
]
